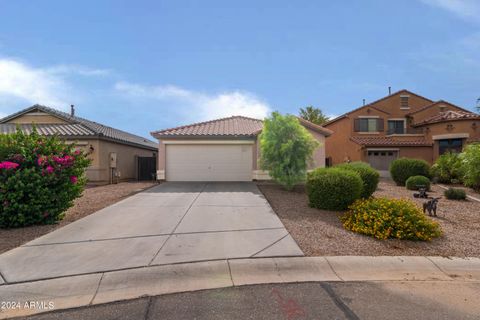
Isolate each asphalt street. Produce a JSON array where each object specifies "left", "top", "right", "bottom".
[{"left": 15, "top": 281, "right": 480, "bottom": 320}]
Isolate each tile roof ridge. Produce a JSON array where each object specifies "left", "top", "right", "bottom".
[
  {"left": 324, "top": 89, "right": 432, "bottom": 126},
  {"left": 151, "top": 115, "right": 262, "bottom": 135}
]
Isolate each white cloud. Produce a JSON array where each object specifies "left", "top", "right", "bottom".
[
  {"left": 0, "top": 58, "right": 109, "bottom": 112},
  {"left": 420, "top": 0, "right": 480, "bottom": 21},
  {"left": 114, "top": 82, "right": 271, "bottom": 121},
  {"left": 0, "top": 58, "right": 74, "bottom": 108},
  {"left": 45, "top": 65, "right": 111, "bottom": 77}
]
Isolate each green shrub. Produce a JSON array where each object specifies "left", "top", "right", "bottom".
[
  {"left": 259, "top": 112, "right": 319, "bottom": 190},
  {"left": 444, "top": 188, "right": 467, "bottom": 200},
  {"left": 460, "top": 143, "right": 480, "bottom": 191},
  {"left": 405, "top": 175, "right": 431, "bottom": 191},
  {"left": 341, "top": 197, "right": 442, "bottom": 241},
  {"left": 306, "top": 167, "right": 363, "bottom": 211},
  {"left": 0, "top": 129, "right": 91, "bottom": 228},
  {"left": 389, "top": 158, "right": 430, "bottom": 186},
  {"left": 336, "top": 162, "right": 379, "bottom": 198},
  {"left": 430, "top": 152, "right": 464, "bottom": 184}
]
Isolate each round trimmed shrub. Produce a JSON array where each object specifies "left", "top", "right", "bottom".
[
  {"left": 0, "top": 129, "right": 91, "bottom": 228},
  {"left": 390, "top": 158, "right": 430, "bottom": 186},
  {"left": 306, "top": 167, "right": 363, "bottom": 211},
  {"left": 336, "top": 162, "right": 380, "bottom": 198},
  {"left": 341, "top": 197, "right": 442, "bottom": 241},
  {"left": 444, "top": 188, "right": 467, "bottom": 200},
  {"left": 405, "top": 175, "right": 431, "bottom": 191}
]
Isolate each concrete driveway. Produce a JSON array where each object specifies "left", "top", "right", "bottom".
[{"left": 0, "top": 182, "right": 302, "bottom": 283}]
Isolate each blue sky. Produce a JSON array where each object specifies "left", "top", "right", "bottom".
[{"left": 0, "top": 0, "right": 479, "bottom": 139}]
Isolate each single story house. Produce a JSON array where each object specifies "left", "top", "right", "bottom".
[
  {"left": 150, "top": 115, "right": 332, "bottom": 181},
  {"left": 0, "top": 105, "right": 158, "bottom": 184},
  {"left": 323, "top": 89, "right": 480, "bottom": 171}
]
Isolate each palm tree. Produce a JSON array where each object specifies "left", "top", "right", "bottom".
[{"left": 299, "top": 106, "right": 330, "bottom": 125}]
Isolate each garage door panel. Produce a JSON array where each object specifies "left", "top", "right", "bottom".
[
  {"left": 368, "top": 150, "right": 398, "bottom": 171},
  {"left": 166, "top": 145, "right": 253, "bottom": 181}
]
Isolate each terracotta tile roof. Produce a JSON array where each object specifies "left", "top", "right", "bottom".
[
  {"left": 151, "top": 116, "right": 332, "bottom": 139},
  {"left": 324, "top": 89, "right": 433, "bottom": 126},
  {"left": 413, "top": 110, "right": 480, "bottom": 126},
  {"left": 0, "top": 123, "right": 96, "bottom": 136},
  {"left": 350, "top": 136, "right": 432, "bottom": 147},
  {"left": 406, "top": 100, "right": 472, "bottom": 116},
  {"left": 152, "top": 116, "right": 264, "bottom": 138},
  {"left": 0, "top": 105, "right": 157, "bottom": 149}
]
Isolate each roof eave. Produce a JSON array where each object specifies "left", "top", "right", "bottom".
[{"left": 151, "top": 134, "right": 258, "bottom": 140}]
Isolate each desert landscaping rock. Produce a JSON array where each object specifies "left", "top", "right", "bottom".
[{"left": 258, "top": 180, "right": 480, "bottom": 257}]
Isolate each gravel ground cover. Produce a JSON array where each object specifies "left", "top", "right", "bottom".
[
  {"left": 258, "top": 179, "right": 480, "bottom": 257},
  {"left": 0, "top": 182, "right": 156, "bottom": 254}
]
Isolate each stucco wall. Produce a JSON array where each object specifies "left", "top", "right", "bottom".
[
  {"left": 7, "top": 113, "right": 69, "bottom": 124},
  {"left": 155, "top": 126, "right": 328, "bottom": 181},
  {"left": 91, "top": 140, "right": 156, "bottom": 184}
]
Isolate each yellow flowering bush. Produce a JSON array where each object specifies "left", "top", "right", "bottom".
[{"left": 341, "top": 197, "right": 442, "bottom": 241}]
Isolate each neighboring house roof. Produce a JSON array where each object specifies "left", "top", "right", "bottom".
[
  {"left": 151, "top": 115, "right": 332, "bottom": 139},
  {"left": 324, "top": 89, "right": 433, "bottom": 126},
  {"left": 0, "top": 123, "right": 96, "bottom": 136},
  {"left": 350, "top": 136, "right": 432, "bottom": 147},
  {"left": 0, "top": 105, "right": 157, "bottom": 149},
  {"left": 406, "top": 100, "right": 472, "bottom": 116},
  {"left": 413, "top": 110, "right": 480, "bottom": 127}
]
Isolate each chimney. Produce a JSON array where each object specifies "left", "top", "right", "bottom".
[
  {"left": 362, "top": 99, "right": 366, "bottom": 106},
  {"left": 70, "top": 104, "right": 75, "bottom": 117},
  {"left": 388, "top": 86, "right": 391, "bottom": 95}
]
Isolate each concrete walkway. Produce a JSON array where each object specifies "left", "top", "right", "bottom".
[
  {"left": 0, "top": 182, "right": 302, "bottom": 283},
  {"left": 1, "top": 256, "right": 479, "bottom": 319}
]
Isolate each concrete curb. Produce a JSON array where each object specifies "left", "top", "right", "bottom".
[{"left": 1, "top": 256, "right": 479, "bottom": 319}]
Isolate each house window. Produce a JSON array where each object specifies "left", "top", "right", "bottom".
[
  {"left": 400, "top": 96, "right": 409, "bottom": 108},
  {"left": 355, "top": 118, "right": 383, "bottom": 132},
  {"left": 387, "top": 120, "right": 405, "bottom": 134},
  {"left": 438, "top": 139, "right": 463, "bottom": 155}
]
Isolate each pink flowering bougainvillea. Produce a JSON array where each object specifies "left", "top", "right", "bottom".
[
  {"left": 0, "top": 161, "right": 20, "bottom": 170},
  {"left": 0, "top": 128, "right": 91, "bottom": 228}
]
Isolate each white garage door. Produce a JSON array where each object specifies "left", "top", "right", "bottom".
[{"left": 166, "top": 144, "right": 253, "bottom": 181}]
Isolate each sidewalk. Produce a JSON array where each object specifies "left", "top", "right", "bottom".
[{"left": 1, "top": 256, "right": 479, "bottom": 319}]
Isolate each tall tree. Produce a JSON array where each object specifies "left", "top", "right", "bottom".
[
  {"left": 299, "top": 106, "right": 330, "bottom": 125},
  {"left": 260, "top": 112, "right": 319, "bottom": 190}
]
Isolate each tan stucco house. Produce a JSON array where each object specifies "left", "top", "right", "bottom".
[
  {"left": 323, "top": 89, "right": 480, "bottom": 171},
  {"left": 151, "top": 115, "right": 332, "bottom": 181},
  {"left": 0, "top": 105, "right": 158, "bottom": 184}
]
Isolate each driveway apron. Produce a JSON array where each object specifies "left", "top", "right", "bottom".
[{"left": 0, "top": 182, "right": 302, "bottom": 283}]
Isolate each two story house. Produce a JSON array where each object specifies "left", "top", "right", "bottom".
[{"left": 323, "top": 90, "right": 480, "bottom": 171}]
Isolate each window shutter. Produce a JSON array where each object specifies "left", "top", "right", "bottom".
[
  {"left": 354, "top": 119, "right": 360, "bottom": 132},
  {"left": 377, "top": 118, "right": 384, "bottom": 131}
]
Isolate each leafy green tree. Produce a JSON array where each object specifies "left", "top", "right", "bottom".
[
  {"left": 260, "top": 112, "right": 319, "bottom": 190},
  {"left": 299, "top": 105, "right": 330, "bottom": 125},
  {"left": 460, "top": 143, "right": 480, "bottom": 190}
]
